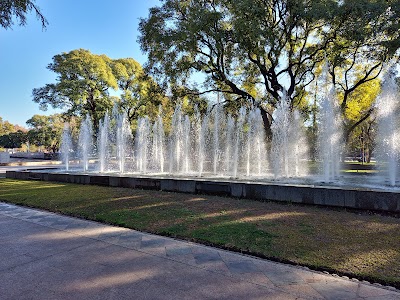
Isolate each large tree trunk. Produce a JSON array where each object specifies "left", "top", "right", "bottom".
[
  {"left": 259, "top": 106, "right": 272, "bottom": 141},
  {"left": 87, "top": 92, "right": 99, "bottom": 137}
]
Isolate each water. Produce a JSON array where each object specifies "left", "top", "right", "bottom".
[
  {"left": 135, "top": 116, "right": 150, "bottom": 173},
  {"left": 318, "top": 87, "right": 342, "bottom": 182},
  {"left": 197, "top": 109, "right": 208, "bottom": 176},
  {"left": 376, "top": 67, "right": 400, "bottom": 186},
  {"left": 116, "top": 113, "right": 132, "bottom": 173},
  {"left": 78, "top": 114, "right": 93, "bottom": 172},
  {"left": 123, "top": 103, "right": 268, "bottom": 177},
  {"left": 151, "top": 113, "right": 165, "bottom": 172},
  {"left": 213, "top": 102, "right": 220, "bottom": 175},
  {"left": 233, "top": 108, "right": 245, "bottom": 178},
  {"left": 60, "top": 123, "right": 72, "bottom": 171},
  {"left": 97, "top": 112, "right": 110, "bottom": 173},
  {"left": 58, "top": 69, "right": 399, "bottom": 189},
  {"left": 58, "top": 102, "right": 322, "bottom": 179},
  {"left": 271, "top": 95, "right": 291, "bottom": 178},
  {"left": 271, "top": 92, "right": 308, "bottom": 178}
]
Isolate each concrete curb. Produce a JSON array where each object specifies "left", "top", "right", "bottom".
[{"left": 6, "top": 170, "right": 400, "bottom": 213}]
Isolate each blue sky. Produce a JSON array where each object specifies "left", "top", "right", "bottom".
[{"left": 0, "top": 0, "right": 160, "bottom": 127}]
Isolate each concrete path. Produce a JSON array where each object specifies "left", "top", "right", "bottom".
[{"left": 0, "top": 202, "right": 399, "bottom": 300}]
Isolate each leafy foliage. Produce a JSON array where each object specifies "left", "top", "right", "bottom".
[
  {"left": 325, "top": 0, "right": 399, "bottom": 141},
  {"left": 0, "top": 130, "right": 26, "bottom": 148},
  {"left": 0, "top": 117, "right": 28, "bottom": 149},
  {"left": 112, "top": 58, "right": 169, "bottom": 123},
  {"left": 343, "top": 78, "right": 380, "bottom": 123},
  {"left": 0, "top": 117, "right": 18, "bottom": 136},
  {"left": 0, "top": 0, "right": 48, "bottom": 29},
  {"left": 32, "top": 49, "right": 168, "bottom": 132},
  {"left": 26, "top": 114, "right": 64, "bottom": 152},
  {"left": 139, "top": 0, "right": 399, "bottom": 138},
  {"left": 32, "top": 49, "right": 118, "bottom": 131}
]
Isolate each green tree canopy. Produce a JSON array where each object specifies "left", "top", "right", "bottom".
[
  {"left": 32, "top": 49, "right": 119, "bottom": 131},
  {"left": 111, "top": 58, "right": 168, "bottom": 122},
  {"left": 139, "top": 0, "right": 399, "bottom": 139},
  {"left": 325, "top": 0, "right": 399, "bottom": 142},
  {"left": 0, "top": 117, "right": 17, "bottom": 135},
  {"left": 26, "top": 114, "right": 64, "bottom": 152},
  {"left": 0, "top": 0, "right": 48, "bottom": 29},
  {"left": 0, "top": 130, "right": 26, "bottom": 149},
  {"left": 0, "top": 117, "right": 26, "bottom": 149},
  {"left": 32, "top": 49, "right": 168, "bottom": 132}
]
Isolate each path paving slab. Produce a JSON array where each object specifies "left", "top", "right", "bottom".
[{"left": 0, "top": 201, "right": 399, "bottom": 300}]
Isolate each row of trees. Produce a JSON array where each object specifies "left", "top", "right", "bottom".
[
  {"left": 2, "top": 0, "right": 399, "bottom": 158},
  {"left": 0, "top": 115, "right": 64, "bottom": 151},
  {"left": 32, "top": 49, "right": 171, "bottom": 133},
  {"left": 0, "top": 117, "right": 27, "bottom": 149},
  {"left": 139, "top": 0, "right": 399, "bottom": 145}
]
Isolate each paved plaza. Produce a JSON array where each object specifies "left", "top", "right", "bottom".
[{"left": 0, "top": 202, "right": 399, "bottom": 299}]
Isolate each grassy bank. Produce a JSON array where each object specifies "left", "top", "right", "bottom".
[{"left": 0, "top": 178, "right": 399, "bottom": 288}]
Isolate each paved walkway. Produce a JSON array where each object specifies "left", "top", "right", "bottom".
[{"left": 0, "top": 202, "right": 399, "bottom": 300}]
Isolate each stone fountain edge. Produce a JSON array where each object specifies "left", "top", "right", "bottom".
[{"left": 5, "top": 169, "right": 400, "bottom": 213}]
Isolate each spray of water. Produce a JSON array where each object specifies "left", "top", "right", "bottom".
[
  {"left": 376, "top": 67, "right": 400, "bottom": 186},
  {"left": 60, "top": 123, "right": 73, "bottom": 171},
  {"left": 271, "top": 91, "right": 309, "bottom": 178},
  {"left": 116, "top": 113, "right": 132, "bottom": 173},
  {"left": 78, "top": 114, "right": 93, "bottom": 172},
  {"left": 97, "top": 113, "right": 110, "bottom": 173}
]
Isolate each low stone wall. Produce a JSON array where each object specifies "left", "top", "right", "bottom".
[
  {"left": 6, "top": 170, "right": 400, "bottom": 213},
  {"left": 9, "top": 152, "right": 59, "bottom": 160},
  {"left": 10, "top": 152, "right": 45, "bottom": 159},
  {"left": 0, "top": 152, "right": 10, "bottom": 164}
]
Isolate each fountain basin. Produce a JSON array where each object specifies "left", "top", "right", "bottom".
[{"left": 6, "top": 169, "right": 400, "bottom": 213}]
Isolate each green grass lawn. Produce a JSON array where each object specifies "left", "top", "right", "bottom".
[{"left": 0, "top": 178, "right": 399, "bottom": 288}]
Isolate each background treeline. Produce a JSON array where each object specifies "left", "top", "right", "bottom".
[{"left": 1, "top": 0, "right": 399, "bottom": 162}]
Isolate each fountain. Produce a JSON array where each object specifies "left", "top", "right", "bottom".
[
  {"left": 54, "top": 69, "right": 399, "bottom": 187},
  {"left": 9, "top": 69, "right": 400, "bottom": 213},
  {"left": 318, "top": 87, "right": 342, "bottom": 182},
  {"left": 97, "top": 112, "right": 110, "bottom": 173},
  {"left": 271, "top": 91, "right": 308, "bottom": 178},
  {"left": 376, "top": 66, "right": 400, "bottom": 186},
  {"left": 197, "top": 108, "right": 209, "bottom": 176},
  {"left": 116, "top": 112, "right": 132, "bottom": 173},
  {"left": 233, "top": 108, "right": 245, "bottom": 178},
  {"left": 151, "top": 112, "right": 165, "bottom": 172},
  {"left": 60, "top": 123, "right": 72, "bottom": 171},
  {"left": 78, "top": 114, "right": 93, "bottom": 172},
  {"left": 135, "top": 116, "right": 150, "bottom": 173},
  {"left": 212, "top": 101, "right": 221, "bottom": 175},
  {"left": 121, "top": 104, "right": 258, "bottom": 176}
]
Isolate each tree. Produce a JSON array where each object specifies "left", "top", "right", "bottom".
[
  {"left": 0, "top": 130, "right": 26, "bottom": 149},
  {"left": 26, "top": 114, "right": 64, "bottom": 152},
  {"left": 0, "top": 0, "right": 48, "bottom": 30},
  {"left": 333, "top": 75, "right": 381, "bottom": 162},
  {"left": 111, "top": 58, "right": 168, "bottom": 123},
  {"left": 32, "top": 49, "right": 118, "bottom": 132},
  {"left": 347, "top": 117, "right": 376, "bottom": 163},
  {"left": 0, "top": 117, "right": 17, "bottom": 135},
  {"left": 0, "top": 117, "right": 27, "bottom": 150},
  {"left": 139, "top": 0, "right": 335, "bottom": 138},
  {"left": 139, "top": 0, "right": 399, "bottom": 139},
  {"left": 33, "top": 49, "right": 169, "bottom": 133},
  {"left": 325, "top": 0, "right": 399, "bottom": 144},
  {"left": 341, "top": 75, "right": 381, "bottom": 144}
]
